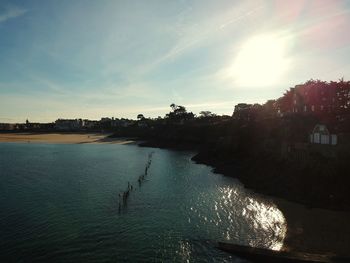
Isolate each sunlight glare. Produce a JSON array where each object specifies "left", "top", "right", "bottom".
[{"left": 230, "top": 33, "right": 289, "bottom": 87}]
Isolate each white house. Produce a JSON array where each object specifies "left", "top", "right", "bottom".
[{"left": 310, "top": 124, "right": 337, "bottom": 145}]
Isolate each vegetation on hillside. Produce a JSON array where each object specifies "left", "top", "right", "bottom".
[{"left": 111, "top": 79, "right": 350, "bottom": 210}]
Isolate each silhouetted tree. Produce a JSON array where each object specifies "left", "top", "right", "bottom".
[
  {"left": 199, "top": 111, "right": 216, "bottom": 118},
  {"left": 137, "top": 114, "right": 145, "bottom": 120},
  {"left": 166, "top": 103, "right": 194, "bottom": 121}
]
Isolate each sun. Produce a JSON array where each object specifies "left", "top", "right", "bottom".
[{"left": 230, "top": 34, "right": 289, "bottom": 87}]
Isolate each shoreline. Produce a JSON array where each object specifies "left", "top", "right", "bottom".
[
  {"left": 140, "top": 139, "right": 350, "bottom": 211},
  {"left": 139, "top": 139, "right": 350, "bottom": 256},
  {"left": 2, "top": 134, "right": 349, "bottom": 256},
  {"left": 274, "top": 198, "right": 350, "bottom": 256},
  {"left": 0, "top": 132, "right": 135, "bottom": 145}
]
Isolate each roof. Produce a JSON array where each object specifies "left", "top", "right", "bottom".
[{"left": 312, "top": 124, "right": 331, "bottom": 135}]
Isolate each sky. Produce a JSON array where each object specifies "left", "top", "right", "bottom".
[{"left": 1, "top": 0, "right": 350, "bottom": 122}]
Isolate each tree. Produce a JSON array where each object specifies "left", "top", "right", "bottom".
[
  {"left": 166, "top": 103, "right": 194, "bottom": 121},
  {"left": 137, "top": 114, "right": 145, "bottom": 120},
  {"left": 261, "top": 100, "right": 277, "bottom": 118},
  {"left": 199, "top": 111, "right": 216, "bottom": 118},
  {"left": 169, "top": 103, "right": 187, "bottom": 115}
]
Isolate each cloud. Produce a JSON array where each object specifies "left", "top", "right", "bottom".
[
  {"left": 131, "top": 2, "right": 261, "bottom": 77},
  {"left": 28, "top": 75, "right": 71, "bottom": 95},
  {"left": 0, "top": 5, "right": 27, "bottom": 23}
]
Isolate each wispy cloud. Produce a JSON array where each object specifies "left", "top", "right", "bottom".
[
  {"left": 130, "top": 2, "right": 260, "bottom": 77},
  {"left": 28, "top": 75, "right": 70, "bottom": 95},
  {"left": 0, "top": 5, "right": 27, "bottom": 23}
]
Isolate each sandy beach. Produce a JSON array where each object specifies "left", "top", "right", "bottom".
[{"left": 0, "top": 133, "right": 134, "bottom": 145}]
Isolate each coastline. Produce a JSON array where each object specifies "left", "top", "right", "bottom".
[
  {"left": 0, "top": 132, "right": 135, "bottom": 145},
  {"left": 139, "top": 139, "right": 350, "bottom": 256},
  {"left": 274, "top": 198, "right": 350, "bottom": 256},
  {"left": 2, "top": 134, "right": 349, "bottom": 256},
  {"left": 140, "top": 139, "right": 350, "bottom": 210}
]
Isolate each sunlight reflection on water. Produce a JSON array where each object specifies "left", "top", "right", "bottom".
[
  {"left": 1, "top": 143, "right": 287, "bottom": 262},
  {"left": 189, "top": 185, "right": 287, "bottom": 251},
  {"left": 176, "top": 240, "right": 191, "bottom": 263}
]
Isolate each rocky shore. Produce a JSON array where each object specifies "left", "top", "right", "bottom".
[
  {"left": 140, "top": 139, "right": 350, "bottom": 211},
  {"left": 139, "top": 139, "right": 350, "bottom": 256}
]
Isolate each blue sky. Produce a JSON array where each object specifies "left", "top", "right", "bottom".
[{"left": 1, "top": 0, "right": 350, "bottom": 122}]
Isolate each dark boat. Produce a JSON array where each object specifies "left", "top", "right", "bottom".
[{"left": 217, "top": 242, "right": 350, "bottom": 263}]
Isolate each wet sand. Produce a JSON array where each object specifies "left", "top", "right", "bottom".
[
  {"left": 0, "top": 133, "right": 134, "bottom": 145},
  {"left": 275, "top": 198, "right": 350, "bottom": 256}
]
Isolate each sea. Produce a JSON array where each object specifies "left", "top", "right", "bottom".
[{"left": 0, "top": 142, "right": 286, "bottom": 262}]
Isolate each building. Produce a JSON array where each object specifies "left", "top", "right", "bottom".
[
  {"left": 233, "top": 103, "right": 252, "bottom": 120},
  {"left": 233, "top": 103, "right": 262, "bottom": 121},
  {"left": 55, "top": 119, "right": 84, "bottom": 131},
  {"left": 0, "top": 123, "right": 15, "bottom": 130},
  {"left": 119, "top": 119, "right": 134, "bottom": 127},
  {"left": 277, "top": 80, "right": 350, "bottom": 117},
  {"left": 310, "top": 124, "right": 337, "bottom": 145},
  {"left": 83, "top": 120, "right": 99, "bottom": 129}
]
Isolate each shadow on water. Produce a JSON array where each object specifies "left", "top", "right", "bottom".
[{"left": 274, "top": 198, "right": 350, "bottom": 257}]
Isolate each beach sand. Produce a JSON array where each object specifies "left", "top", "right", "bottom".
[{"left": 0, "top": 133, "right": 134, "bottom": 144}]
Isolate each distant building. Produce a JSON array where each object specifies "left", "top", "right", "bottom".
[
  {"left": 99, "top": 117, "right": 135, "bottom": 128},
  {"left": 83, "top": 119, "right": 99, "bottom": 129},
  {"left": 100, "top": 117, "right": 112, "bottom": 123},
  {"left": 0, "top": 123, "right": 15, "bottom": 130},
  {"left": 55, "top": 119, "right": 84, "bottom": 131},
  {"left": 233, "top": 103, "right": 262, "bottom": 121},
  {"left": 137, "top": 120, "right": 148, "bottom": 128},
  {"left": 233, "top": 103, "right": 252, "bottom": 119},
  {"left": 310, "top": 124, "right": 337, "bottom": 145},
  {"left": 277, "top": 80, "right": 350, "bottom": 118},
  {"left": 24, "top": 119, "right": 42, "bottom": 130},
  {"left": 119, "top": 119, "right": 134, "bottom": 127},
  {"left": 111, "top": 118, "right": 120, "bottom": 127}
]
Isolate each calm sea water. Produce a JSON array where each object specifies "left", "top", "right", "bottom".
[{"left": 0, "top": 142, "right": 286, "bottom": 262}]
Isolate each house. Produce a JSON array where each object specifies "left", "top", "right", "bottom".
[
  {"left": 55, "top": 119, "right": 84, "bottom": 131},
  {"left": 83, "top": 120, "right": 99, "bottom": 129},
  {"left": 0, "top": 123, "right": 15, "bottom": 130},
  {"left": 277, "top": 80, "right": 350, "bottom": 118},
  {"left": 111, "top": 118, "right": 120, "bottom": 128},
  {"left": 100, "top": 117, "right": 112, "bottom": 123},
  {"left": 119, "top": 119, "right": 134, "bottom": 127},
  {"left": 137, "top": 120, "right": 148, "bottom": 128},
  {"left": 310, "top": 124, "right": 337, "bottom": 145}
]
